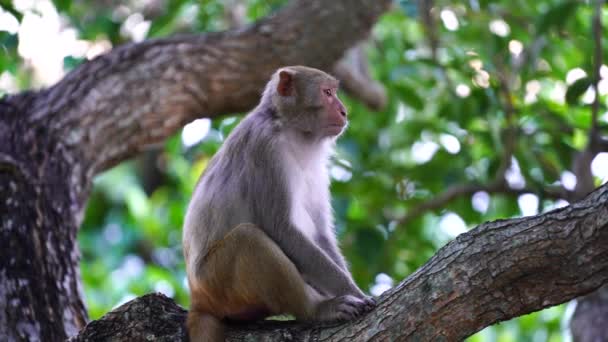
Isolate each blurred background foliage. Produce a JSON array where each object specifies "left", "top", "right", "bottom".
[{"left": 2, "top": 0, "right": 608, "bottom": 341}]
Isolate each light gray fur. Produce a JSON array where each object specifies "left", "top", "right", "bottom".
[{"left": 183, "top": 68, "right": 364, "bottom": 299}]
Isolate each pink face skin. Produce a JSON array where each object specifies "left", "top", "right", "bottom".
[{"left": 320, "top": 84, "right": 348, "bottom": 137}]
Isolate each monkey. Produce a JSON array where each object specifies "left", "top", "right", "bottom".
[{"left": 182, "top": 66, "right": 375, "bottom": 341}]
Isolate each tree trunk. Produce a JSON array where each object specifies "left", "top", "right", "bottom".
[
  {"left": 571, "top": 285, "right": 608, "bottom": 342},
  {"left": 570, "top": 150, "right": 608, "bottom": 341},
  {"left": 0, "top": 96, "right": 88, "bottom": 340},
  {"left": 0, "top": 1, "right": 391, "bottom": 340},
  {"left": 71, "top": 184, "right": 608, "bottom": 341}
]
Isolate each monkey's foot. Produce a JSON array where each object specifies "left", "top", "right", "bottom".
[
  {"left": 316, "top": 295, "right": 372, "bottom": 321},
  {"left": 361, "top": 295, "right": 376, "bottom": 311}
]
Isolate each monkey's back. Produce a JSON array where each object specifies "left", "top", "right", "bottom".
[{"left": 182, "top": 109, "right": 284, "bottom": 275}]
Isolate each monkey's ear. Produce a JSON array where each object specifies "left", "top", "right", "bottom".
[{"left": 277, "top": 70, "right": 295, "bottom": 97}]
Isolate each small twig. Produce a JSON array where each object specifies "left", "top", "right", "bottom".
[
  {"left": 418, "top": 0, "right": 438, "bottom": 60},
  {"left": 590, "top": 0, "right": 604, "bottom": 143},
  {"left": 395, "top": 180, "right": 569, "bottom": 227},
  {"left": 395, "top": 55, "right": 576, "bottom": 227},
  {"left": 494, "top": 61, "right": 517, "bottom": 182},
  {"left": 417, "top": 0, "right": 457, "bottom": 95}
]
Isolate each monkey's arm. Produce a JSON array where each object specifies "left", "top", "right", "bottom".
[
  {"left": 316, "top": 234, "right": 349, "bottom": 272},
  {"left": 265, "top": 218, "right": 364, "bottom": 298},
  {"left": 249, "top": 176, "right": 364, "bottom": 297}
]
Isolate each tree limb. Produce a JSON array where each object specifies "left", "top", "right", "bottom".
[
  {"left": 396, "top": 178, "right": 570, "bottom": 227},
  {"left": 394, "top": 51, "right": 577, "bottom": 227},
  {"left": 223, "top": 0, "right": 388, "bottom": 111},
  {"left": 333, "top": 43, "right": 388, "bottom": 111},
  {"left": 72, "top": 183, "right": 608, "bottom": 341},
  {"left": 12, "top": 0, "right": 391, "bottom": 179}
]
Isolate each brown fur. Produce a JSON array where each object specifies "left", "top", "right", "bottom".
[{"left": 187, "top": 224, "right": 322, "bottom": 341}]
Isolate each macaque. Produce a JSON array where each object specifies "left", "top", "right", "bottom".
[{"left": 182, "top": 66, "right": 375, "bottom": 341}]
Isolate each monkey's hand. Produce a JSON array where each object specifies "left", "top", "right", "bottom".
[
  {"left": 315, "top": 295, "right": 374, "bottom": 321},
  {"left": 344, "top": 285, "right": 376, "bottom": 310},
  {"left": 349, "top": 290, "right": 376, "bottom": 313}
]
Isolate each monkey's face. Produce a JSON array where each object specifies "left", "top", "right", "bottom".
[
  {"left": 286, "top": 81, "right": 348, "bottom": 139},
  {"left": 274, "top": 67, "right": 348, "bottom": 139},
  {"left": 317, "top": 83, "right": 348, "bottom": 137}
]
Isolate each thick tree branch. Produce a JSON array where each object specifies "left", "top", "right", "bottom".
[
  {"left": 222, "top": 1, "right": 387, "bottom": 111},
  {"left": 72, "top": 183, "right": 608, "bottom": 341},
  {"left": 12, "top": 0, "right": 390, "bottom": 179}
]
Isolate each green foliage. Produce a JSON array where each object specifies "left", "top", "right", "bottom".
[{"left": 3, "top": 0, "right": 606, "bottom": 340}]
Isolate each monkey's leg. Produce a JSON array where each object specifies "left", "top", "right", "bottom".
[
  {"left": 207, "top": 223, "right": 322, "bottom": 319},
  {"left": 189, "top": 223, "right": 368, "bottom": 330}
]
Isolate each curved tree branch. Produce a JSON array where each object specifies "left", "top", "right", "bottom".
[
  {"left": 221, "top": 1, "right": 388, "bottom": 111},
  {"left": 333, "top": 43, "right": 388, "bottom": 110},
  {"left": 11, "top": 0, "right": 391, "bottom": 182},
  {"left": 73, "top": 183, "right": 608, "bottom": 341}
]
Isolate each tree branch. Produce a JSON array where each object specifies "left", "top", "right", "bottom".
[
  {"left": 72, "top": 183, "right": 608, "bottom": 341},
  {"left": 396, "top": 180, "right": 569, "bottom": 227},
  {"left": 223, "top": 1, "right": 388, "bottom": 111},
  {"left": 393, "top": 65, "right": 570, "bottom": 226},
  {"left": 494, "top": 59, "right": 518, "bottom": 181},
  {"left": 394, "top": 52, "right": 580, "bottom": 227},
  {"left": 13, "top": 0, "right": 391, "bottom": 179},
  {"left": 333, "top": 43, "right": 388, "bottom": 111}
]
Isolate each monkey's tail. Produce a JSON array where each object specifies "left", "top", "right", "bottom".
[{"left": 187, "top": 310, "right": 225, "bottom": 342}]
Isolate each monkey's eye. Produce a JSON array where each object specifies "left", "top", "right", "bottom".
[{"left": 323, "top": 89, "right": 332, "bottom": 97}]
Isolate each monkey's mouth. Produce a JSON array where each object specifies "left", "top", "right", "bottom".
[{"left": 325, "top": 124, "right": 346, "bottom": 136}]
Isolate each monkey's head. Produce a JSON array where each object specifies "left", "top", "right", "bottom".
[{"left": 268, "top": 66, "right": 348, "bottom": 139}]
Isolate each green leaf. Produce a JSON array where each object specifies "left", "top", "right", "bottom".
[
  {"left": 537, "top": 1, "right": 580, "bottom": 35},
  {"left": 52, "top": 0, "right": 71, "bottom": 12},
  {"left": 572, "top": 128, "right": 587, "bottom": 149},
  {"left": 394, "top": 83, "right": 424, "bottom": 110},
  {"left": 0, "top": 1, "right": 23, "bottom": 21},
  {"left": 565, "top": 76, "right": 592, "bottom": 105}
]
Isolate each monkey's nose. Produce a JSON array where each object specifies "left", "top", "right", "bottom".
[{"left": 340, "top": 110, "right": 347, "bottom": 117}]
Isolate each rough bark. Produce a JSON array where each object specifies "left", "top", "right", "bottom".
[
  {"left": 571, "top": 285, "right": 608, "bottom": 342},
  {"left": 0, "top": 1, "right": 391, "bottom": 340},
  {"left": 72, "top": 184, "right": 608, "bottom": 340}
]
